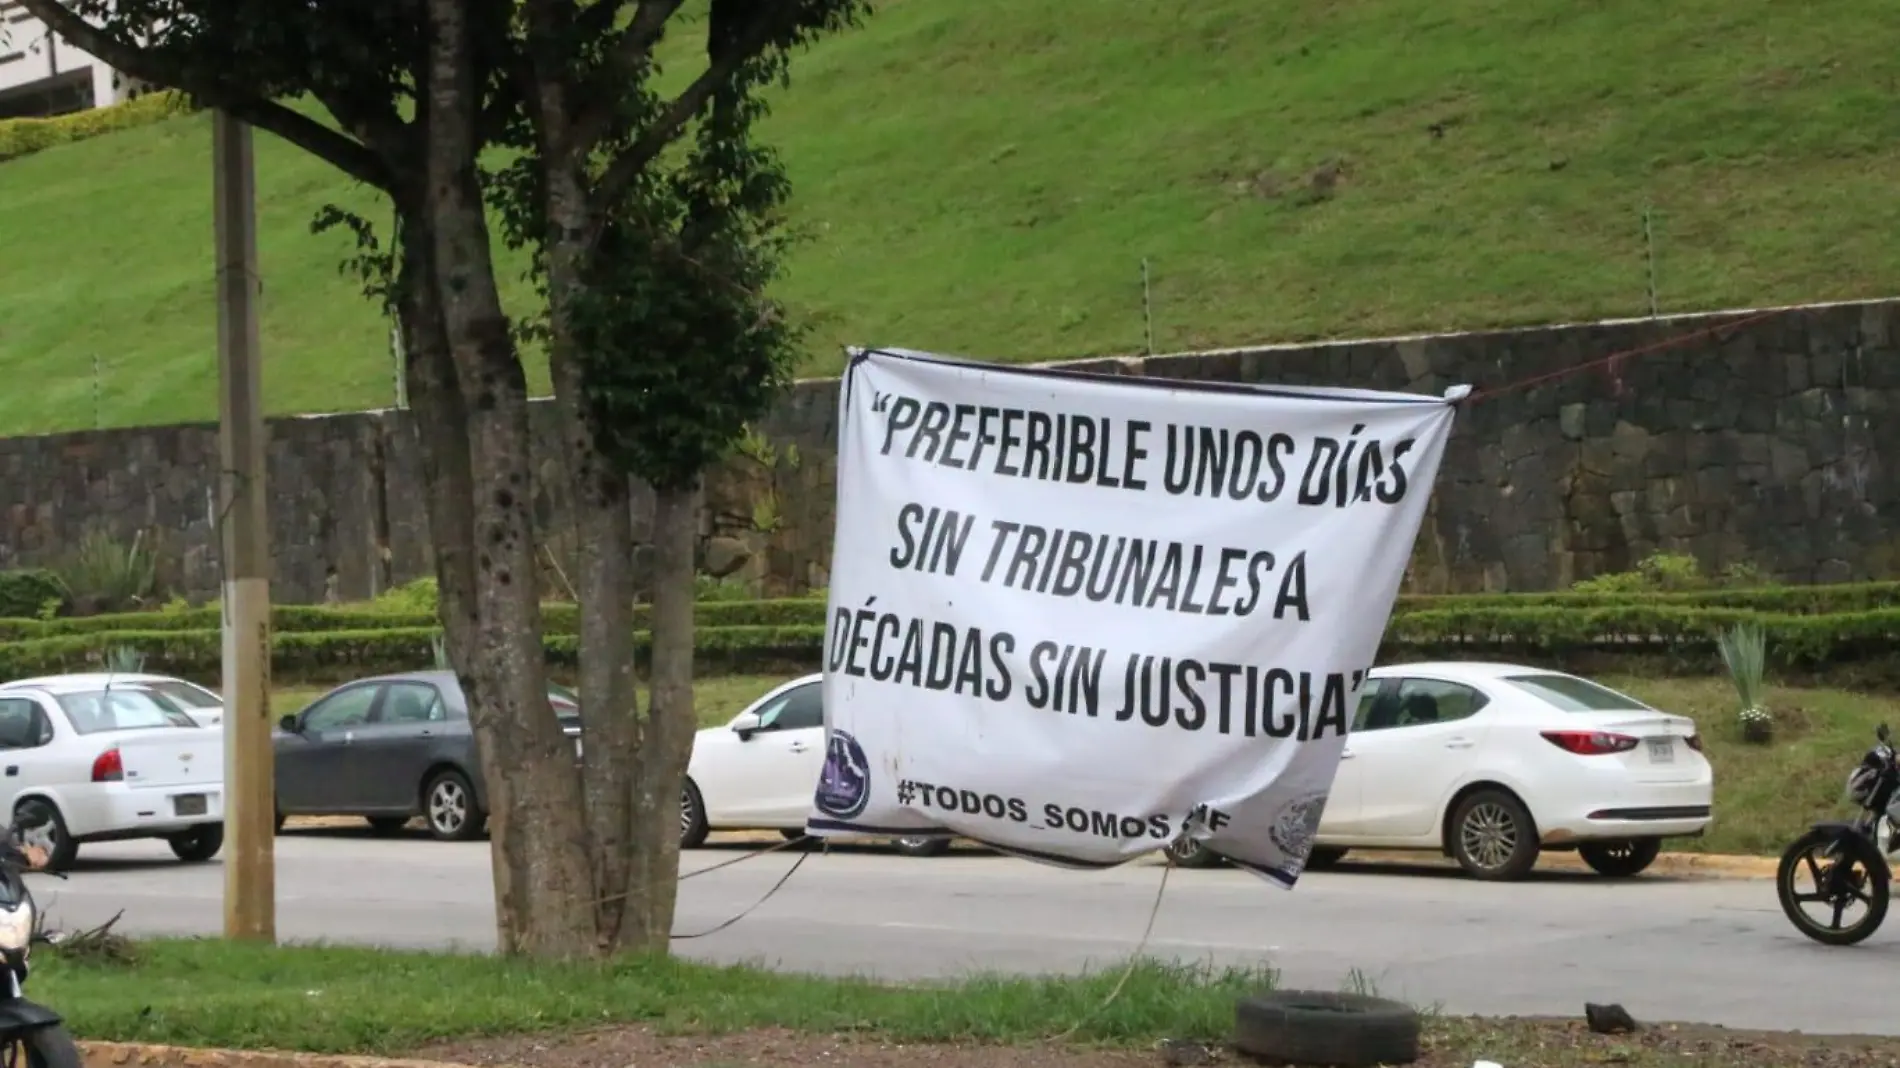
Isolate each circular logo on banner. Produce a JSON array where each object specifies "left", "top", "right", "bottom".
[
  {"left": 1269, "top": 791, "right": 1330, "bottom": 864},
  {"left": 814, "top": 729, "right": 872, "bottom": 820}
]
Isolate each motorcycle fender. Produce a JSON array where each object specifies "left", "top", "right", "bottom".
[
  {"left": 1809, "top": 823, "right": 1893, "bottom": 882},
  {"left": 0, "top": 997, "right": 62, "bottom": 1032}
]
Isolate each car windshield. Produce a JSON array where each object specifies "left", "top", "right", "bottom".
[
  {"left": 56, "top": 690, "right": 197, "bottom": 734},
  {"left": 138, "top": 679, "right": 221, "bottom": 709},
  {"left": 1504, "top": 673, "right": 1651, "bottom": 713}
]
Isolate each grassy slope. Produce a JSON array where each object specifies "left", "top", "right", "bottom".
[{"left": 1, "top": 0, "right": 1897, "bottom": 434}]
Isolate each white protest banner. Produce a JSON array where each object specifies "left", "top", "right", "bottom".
[{"left": 806, "top": 348, "right": 1460, "bottom": 886}]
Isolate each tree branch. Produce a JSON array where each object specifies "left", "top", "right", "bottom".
[
  {"left": 15, "top": 0, "right": 394, "bottom": 191},
  {"left": 587, "top": 3, "right": 801, "bottom": 219}
]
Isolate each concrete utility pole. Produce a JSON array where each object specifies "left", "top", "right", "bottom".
[{"left": 213, "top": 110, "right": 275, "bottom": 942}]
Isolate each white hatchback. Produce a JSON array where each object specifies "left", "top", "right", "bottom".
[
  {"left": 0, "top": 677, "right": 226, "bottom": 870},
  {"left": 678, "top": 674, "right": 951, "bottom": 858},
  {"left": 1176, "top": 661, "right": 1714, "bottom": 880}
]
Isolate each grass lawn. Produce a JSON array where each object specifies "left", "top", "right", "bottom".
[
  {"left": 33, "top": 940, "right": 1900, "bottom": 1066},
  {"left": 4, "top": 0, "right": 1900, "bottom": 433},
  {"left": 1608, "top": 676, "right": 1894, "bottom": 856}
]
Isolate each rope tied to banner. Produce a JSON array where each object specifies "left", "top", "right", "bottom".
[{"left": 1454, "top": 306, "right": 1789, "bottom": 406}]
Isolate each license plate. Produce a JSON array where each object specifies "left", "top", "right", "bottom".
[
  {"left": 174, "top": 794, "right": 208, "bottom": 817},
  {"left": 1647, "top": 738, "right": 1674, "bottom": 763}
]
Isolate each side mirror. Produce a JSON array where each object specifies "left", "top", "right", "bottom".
[
  {"left": 731, "top": 711, "right": 763, "bottom": 741},
  {"left": 277, "top": 714, "right": 300, "bottom": 733},
  {"left": 1878, "top": 723, "right": 1890, "bottom": 743}
]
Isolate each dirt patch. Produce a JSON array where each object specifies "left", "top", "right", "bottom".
[{"left": 418, "top": 1018, "right": 1900, "bottom": 1068}]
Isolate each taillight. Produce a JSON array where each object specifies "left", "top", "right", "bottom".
[
  {"left": 1684, "top": 733, "right": 1703, "bottom": 752},
  {"left": 91, "top": 747, "right": 124, "bottom": 783},
  {"left": 1541, "top": 730, "right": 1639, "bottom": 756}
]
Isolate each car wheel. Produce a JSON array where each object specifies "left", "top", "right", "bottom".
[
  {"left": 1578, "top": 838, "right": 1662, "bottom": 878},
  {"left": 679, "top": 779, "right": 709, "bottom": 850},
  {"left": 1167, "top": 837, "right": 1225, "bottom": 869},
  {"left": 366, "top": 816, "right": 409, "bottom": 836},
  {"left": 168, "top": 824, "right": 224, "bottom": 863},
  {"left": 1448, "top": 789, "right": 1539, "bottom": 881},
  {"left": 422, "top": 769, "right": 486, "bottom": 841},
  {"left": 13, "top": 798, "right": 77, "bottom": 872},
  {"left": 1303, "top": 846, "right": 1348, "bottom": 872},
  {"left": 891, "top": 835, "right": 951, "bottom": 858}
]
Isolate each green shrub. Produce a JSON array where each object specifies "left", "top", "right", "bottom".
[
  {"left": 0, "top": 571, "right": 65, "bottom": 621},
  {"left": 0, "top": 91, "right": 194, "bottom": 163},
  {"left": 372, "top": 577, "right": 439, "bottom": 614}
]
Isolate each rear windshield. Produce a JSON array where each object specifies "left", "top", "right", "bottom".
[
  {"left": 56, "top": 691, "right": 197, "bottom": 734},
  {"left": 1504, "top": 674, "right": 1651, "bottom": 713},
  {"left": 139, "top": 680, "right": 221, "bottom": 710}
]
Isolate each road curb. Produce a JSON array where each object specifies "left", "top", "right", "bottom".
[
  {"left": 83, "top": 1043, "right": 470, "bottom": 1068},
  {"left": 700, "top": 831, "right": 1780, "bottom": 879}
]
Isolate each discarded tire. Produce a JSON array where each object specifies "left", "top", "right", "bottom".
[{"left": 1233, "top": 990, "right": 1420, "bottom": 1066}]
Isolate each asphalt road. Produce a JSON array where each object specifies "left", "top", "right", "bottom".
[{"left": 29, "top": 829, "right": 1900, "bottom": 1037}]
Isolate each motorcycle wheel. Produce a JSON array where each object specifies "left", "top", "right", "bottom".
[
  {"left": 1777, "top": 829, "right": 1890, "bottom": 946},
  {"left": 9, "top": 1024, "right": 82, "bottom": 1068}
]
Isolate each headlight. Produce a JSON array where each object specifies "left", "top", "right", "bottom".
[{"left": 0, "top": 904, "right": 34, "bottom": 953}]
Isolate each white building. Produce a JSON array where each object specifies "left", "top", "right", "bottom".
[{"left": 0, "top": 0, "right": 134, "bottom": 119}]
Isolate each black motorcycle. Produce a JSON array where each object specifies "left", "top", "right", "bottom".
[
  {"left": 0, "top": 822, "right": 80, "bottom": 1068},
  {"left": 1777, "top": 723, "right": 1899, "bottom": 946}
]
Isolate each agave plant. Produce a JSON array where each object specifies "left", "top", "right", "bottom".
[
  {"left": 56, "top": 529, "right": 159, "bottom": 615},
  {"left": 103, "top": 644, "right": 146, "bottom": 674},
  {"left": 1716, "top": 622, "right": 1770, "bottom": 742},
  {"left": 430, "top": 632, "right": 451, "bottom": 671}
]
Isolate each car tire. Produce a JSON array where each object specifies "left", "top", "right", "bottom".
[
  {"left": 168, "top": 824, "right": 224, "bottom": 863},
  {"left": 1303, "top": 846, "right": 1348, "bottom": 871},
  {"left": 891, "top": 835, "right": 952, "bottom": 858},
  {"left": 1448, "top": 789, "right": 1539, "bottom": 881},
  {"left": 1579, "top": 838, "right": 1662, "bottom": 878},
  {"left": 1167, "top": 837, "right": 1226, "bottom": 869},
  {"left": 1234, "top": 990, "right": 1420, "bottom": 1066},
  {"left": 366, "top": 816, "right": 409, "bottom": 836},
  {"left": 422, "top": 769, "right": 486, "bottom": 842},
  {"left": 679, "top": 779, "right": 710, "bottom": 850},
  {"left": 13, "top": 799, "right": 77, "bottom": 873}
]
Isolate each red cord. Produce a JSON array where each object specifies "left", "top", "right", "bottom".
[{"left": 1461, "top": 307, "right": 1789, "bottom": 404}]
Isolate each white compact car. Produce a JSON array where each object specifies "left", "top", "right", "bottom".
[
  {"left": 3, "top": 673, "right": 224, "bottom": 729},
  {"left": 679, "top": 674, "right": 948, "bottom": 858},
  {"left": 1171, "top": 661, "right": 1714, "bottom": 880},
  {"left": 0, "top": 676, "right": 226, "bottom": 870}
]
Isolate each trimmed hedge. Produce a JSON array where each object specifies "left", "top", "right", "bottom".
[
  {"left": 1392, "top": 581, "right": 1900, "bottom": 615},
  {"left": 0, "top": 598, "right": 830, "bottom": 641},
  {"left": 0, "top": 91, "right": 194, "bottom": 163},
  {"left": 0, "top": 624, "right": 827, "bottom": 683},
  {"left": 5, "top": 604, "right": 1899, "bottom": 686},
  {"left": 5, "top": 582, "right": 1897, "bottom": 642}
]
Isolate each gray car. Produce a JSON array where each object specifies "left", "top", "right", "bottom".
[{"left": 273, "top": 670, "right": 579, "bottom": 841}]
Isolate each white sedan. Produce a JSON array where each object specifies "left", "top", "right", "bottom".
[
  {"left": 1171, "top": 661, "right": 1714, "bottom": 880},
  {"left": 0, "top": 676, "right": 226, "bottom": 870},
  {"left": 3, "top": 673, "right": 224, "bottom": 728},
  {"left": 680, "top": 674, "right": 949, "bottom": 857}
]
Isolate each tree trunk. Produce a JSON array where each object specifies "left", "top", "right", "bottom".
[
  {"left": 622, "top": 480, "right": 701, "bottom": 951},
  {"left": 395, "top": 215, "right": 480, "bottom": 675},
  {"left": 537, "top": 147, "right": 645, "bottom": 952},
  {"left": 422, "top": 0, "right": 595, "bottom": 959}
]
